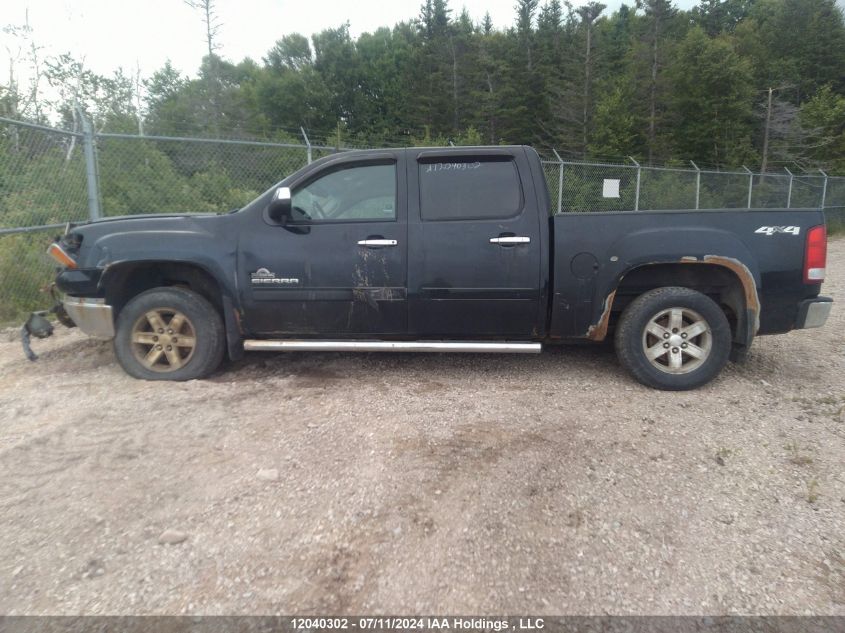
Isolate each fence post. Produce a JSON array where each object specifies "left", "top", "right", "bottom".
[
  {"left": 552, "top": 149, "right": 564, "bottom": 214},
  {"left": 628, "top": 156, "right": 641, "bottom": 212},
  {"left": 743, "top": 165, "right": 753, "bottom": 209},
  {"left": 819, "top": 169, "right": 828, "bottom": 209},
  {"left": 784, "top": 167, "right": 793, "bottom": 208},
  {"left": 78, "top": 109, "right": 101, "bottom": 221},
  {"left": 300, "top": 127, "right": 312, "bottom": 165},
  {"left": 690, "top": 160, "right": 701, "bottom": 210}
]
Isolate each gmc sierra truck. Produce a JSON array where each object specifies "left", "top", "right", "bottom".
[{"left": 47, "top": 146, "right": 832, "bottom": 390}]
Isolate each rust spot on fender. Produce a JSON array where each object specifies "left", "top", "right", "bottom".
[
  {"left": 586, "top": 288, "right": 616, "bottom": 341},
  {"left": 700, "top": 255, "right": 760, "bottom": 333}
]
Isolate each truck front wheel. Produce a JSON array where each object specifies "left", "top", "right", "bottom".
[
  {"left": 614, "top": 287, "right": 731, "bottom": 390},
  {"left": 114, "top": 287, "right": 225, "bottom": 381}
]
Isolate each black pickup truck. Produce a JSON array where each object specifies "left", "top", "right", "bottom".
[{"left": 47, "top": 146, "right": 832, "bottom": 390}]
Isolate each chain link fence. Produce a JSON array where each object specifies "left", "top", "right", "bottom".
[
  {"left": 0, "top": 120, "right": 90, "bottom": 323},
  {"left": 539, "top": 160, "right": 845, "bottom": 214},
  {"left": 94, "top": 134, "right": 313, "bottom": 216},
  {"left": 2, "top": 114, "right": 845, "bottom": 325},
  {"left": 0, "top": 117, "right": 342, "bottom": 323}
]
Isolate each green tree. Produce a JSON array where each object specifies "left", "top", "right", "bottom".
[
  {"left": 589, "top": 84, "right": 641, "bottom": 158},
  {"left": 691, "top": 0, "right": 755, "bottom": 35},
  {"left": 736, "top": 0, "right": 845, "bottom": 101},
  {"left": 265, "top": 34, "right": 313, "bottom": 72},
  {"left": 255, "top": 47, "right": 331, "bottom": 134},
  {"left": 311, "top": 24, "right": 359, "bottom": 128},
  {"left": 474, "top": 29, "right": 510, "bottom": 143},
  {"left": 800, "top": 86, "right": 845, "bottom": 172},
  {"left": 414, "top": 0, "right": 455, "bottom": 134},
  {"left": 633, "top": 0, "right": 679, "bottom": 163},
  {"left": 501, "top": 0, "right": 546, "bottom": 143},
  {"left": 665, "top": 27, "right": 756, "bottom": 166}
]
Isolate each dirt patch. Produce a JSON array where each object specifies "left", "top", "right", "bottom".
[{"left": 1, "top": 241, "right": 844, "bottom": 615}]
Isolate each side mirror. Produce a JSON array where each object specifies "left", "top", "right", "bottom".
[{"left": 268, "top": 186, "right": 292, "bottom": 223}]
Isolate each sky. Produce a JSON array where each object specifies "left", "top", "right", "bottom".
[{"left": 0, "top": 0, "right": 689, "bottom": 82}]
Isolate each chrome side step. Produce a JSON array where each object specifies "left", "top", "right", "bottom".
[{"left": 243, "top": 340, "right": 542, "bottom": 354}]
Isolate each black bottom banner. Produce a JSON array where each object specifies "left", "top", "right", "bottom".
[{"left": 1, "top": 617, "right": 843, "bottom": 633}]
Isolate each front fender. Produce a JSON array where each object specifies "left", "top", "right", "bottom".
[
  {"left": 92, "top": 230, "right": 238, "bottom": 300},
  {"left": 92, "top": 232, "right": 244, "bottom": 361}
]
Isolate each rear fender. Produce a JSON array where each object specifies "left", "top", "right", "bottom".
[{"left": 586, "top": 227, "right": 761, "bottom": 344}]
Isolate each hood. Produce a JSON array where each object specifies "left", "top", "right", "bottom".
[
  {"left": 70, "top": 212, "right": 217, "bottom": 228},
  {"left": 69, "top": 212, "right": 221, "bottom": 240},
  {"left": 62, "top": 211, "right": 231, "bottom": 269}
]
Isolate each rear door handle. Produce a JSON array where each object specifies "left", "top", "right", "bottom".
[
  {"left": 489, "top": 236, "right": 531, "bottom": 245},
  {"left": 357, "top": 239, "right": 397, "bottom": 247}
]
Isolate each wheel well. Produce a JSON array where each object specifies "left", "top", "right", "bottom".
[
  {"left": 102, "top": 262, "right": 224, "bottom": 319},
  {"left": 609, "top": 263, "right": 747, "bottom": 342}
]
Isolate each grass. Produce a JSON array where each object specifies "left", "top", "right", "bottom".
[
  {"left": 784, "top": 441, "right": 814, "bottom": 466},
  {"left": 715, "top": 446, "right": 733, "bottom": 465},
  {"left": 0, "top": 233, "right": 57, "bottom": 326},
  {"left": 806, "top": 479, "right": 820, "bottom": 504},
  {"left": 826, "top": 208, "right": 845, "bottom": 235}
]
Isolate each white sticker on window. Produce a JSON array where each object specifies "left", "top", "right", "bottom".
[{"left": 602, "top": 179, "right": 620, "bottom": 198}]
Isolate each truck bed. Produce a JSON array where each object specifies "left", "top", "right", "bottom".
[{"left": 549, "top": 208, "right": 826, "bottom": 340}]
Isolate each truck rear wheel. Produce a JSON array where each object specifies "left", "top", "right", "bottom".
[
  {"left": 614, "top": 287, "right": 731, "bottom": 390},
  {"left": 114, "top": 287, "right": 224, "bottom": 381}
]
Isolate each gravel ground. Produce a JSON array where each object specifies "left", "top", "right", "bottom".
[{"left": 1, "top": 240, "right": 844, "bottom": 616}]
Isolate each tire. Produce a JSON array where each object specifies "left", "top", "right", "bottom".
[
  {"left": 114, "top": 287, "right": 225, "bottom": 381},
  {"left": 614, "top": 287, "right": 731, "bottom": 391}
]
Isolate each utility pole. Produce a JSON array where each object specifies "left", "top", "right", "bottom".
[
  {"left": 578, "top": 3, "right": 605, "bottom": 159},
  {"left": 760, "top": 84, "right": 793, "bottom": 174},
  {"left": 184, "top": 0, "right": 222, "bottom": 135},
  {"left": 761, "top": 87, "right": 773, "bottom": 174}
]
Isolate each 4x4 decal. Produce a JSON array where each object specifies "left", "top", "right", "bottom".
[{"left": 755, "top": 225, "right": 800, "bottom": 236}]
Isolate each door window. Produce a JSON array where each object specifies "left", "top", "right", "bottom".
[
  {"left": 292, "top": 163, "right": 396, "bottom": 222},
  {"left": 419, "top": 157, "right": 523, "bottom": 221}
]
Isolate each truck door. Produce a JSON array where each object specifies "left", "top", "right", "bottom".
[
  {"left": 407, "top": 148, "right": 542, "bottom": 338},
  {"left": 238, "top": 153, "right": 408, "bottom": 336}
]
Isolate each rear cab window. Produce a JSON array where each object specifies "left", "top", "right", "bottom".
[{"left": 418, "top": 156, "right": 523, "bottom": 221}]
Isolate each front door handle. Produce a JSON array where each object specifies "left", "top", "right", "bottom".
[
  {"left": 357, "top": 239, "right": 397, "bottom": 247},
  {"left": 489, "top": 236, "right": 531, "bottom": 245}
]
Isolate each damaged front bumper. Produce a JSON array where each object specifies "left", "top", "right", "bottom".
[
  {"left": 62, "top": 297, "right": 115, "bottom": 339},
  {"left": 20, "top": 284, "right": 80, "bottom": 361},
  {"left": 21, "top": 287, "right": 114, "bottom": 361}
]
